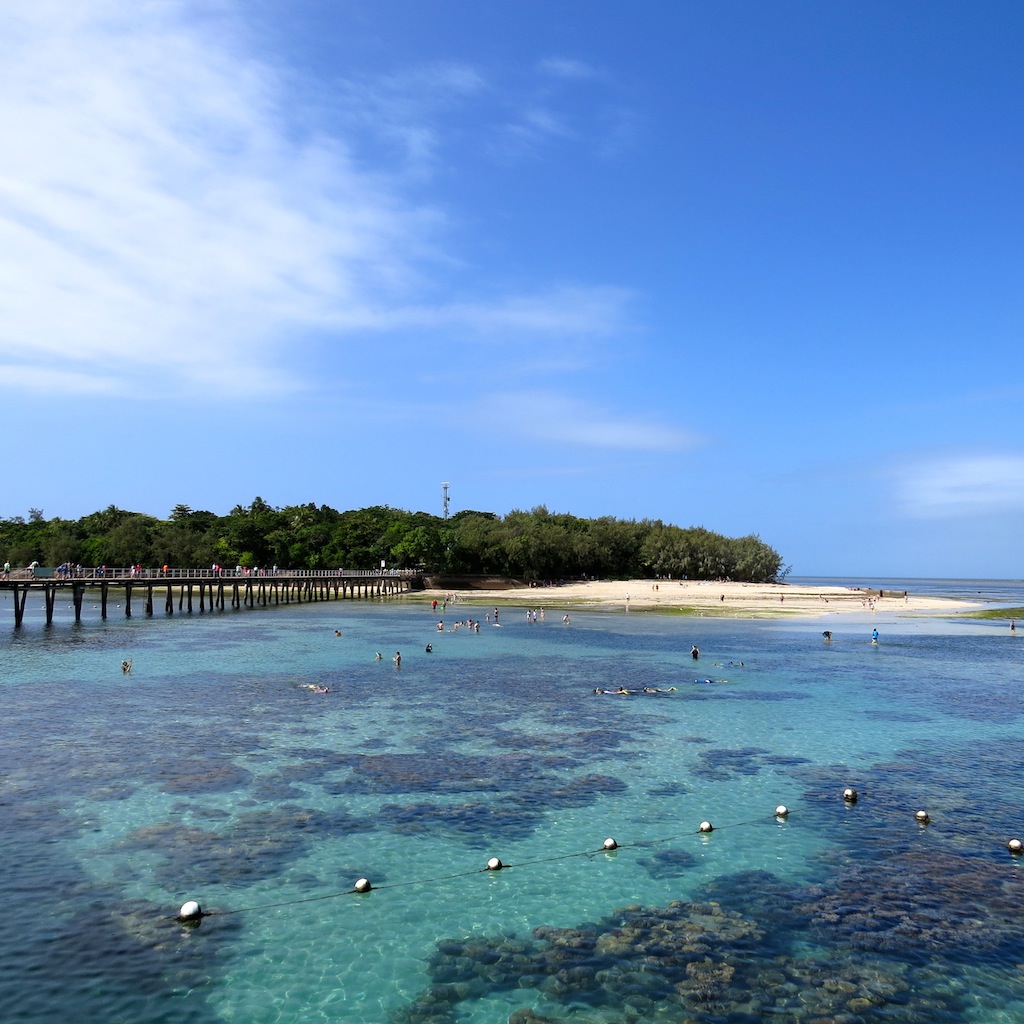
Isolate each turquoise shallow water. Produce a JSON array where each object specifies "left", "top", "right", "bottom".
[{"left": 2, "top": 586, "right": 1023, "bottom": 1023}]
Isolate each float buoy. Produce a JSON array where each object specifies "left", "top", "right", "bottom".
[
  {"left": 775, "top": 805, "right": 789, "bottom": 818},
  {"left": 915, "top": 810, "right": 930, "bottom": 825},
  {"left": 354, "top": 878, "right": 372, "bottom": 893},
  {"left": 1008, "top": 838, "right": 1023, "bottom": 855},
  {"left": 486, "top": 857, "right": 503, "bottom": 871},
  {"left": 843, "top": 788, "right": 858, "bottom": 803},
  {"left": 177, "top": 900, "right": 202, "bottom": 922},
  {"left": 602, "top": 837, "right": 618, "bottom": 850},
  {"left": 699, "top": 820, "right": 714, "bottom": 833}
]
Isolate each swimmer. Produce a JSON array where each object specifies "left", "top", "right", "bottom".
[
  {"left": 393, "top": 651, "right": 401, "bottom": 667},
  {"left": 425, "top": 643, "right": 433, "bottom": 653},
  {"left": 562, "top": 614, "right": 570, "bottom": 624},
  {"left": 690, "top": 645, "right": 700, "bottom": 660},
  {"left": 374, "top": 652, "right": 382, "bottom": 661},
  {"left": 437, "top": 621, "right": 444, "bottom": 631},
  {"left": 871, "top": 629, "right": 879, "bottom": 644},
  {"left": 121, "top": 659, "right": 132, "bottom": 674},
  {"left": 642, "top": 686, "right": 678, "bottom": 693},
  {"left": 334, "top": 629, "right": 342, "bottom": 637},
  {"left": 822, "top": 631, "right": 832, "bottom": 642}
]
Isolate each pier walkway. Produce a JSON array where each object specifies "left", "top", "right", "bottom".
[{"left": 0, "top": 567, "right": 421, "bottom": 627}]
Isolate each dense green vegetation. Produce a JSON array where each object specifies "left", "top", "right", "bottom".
[{"left": 0, "top": 500, "right": 786, "bottom": 583}]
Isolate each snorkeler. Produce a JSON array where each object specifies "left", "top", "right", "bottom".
[{"left": 594, "top": 686, "right": 677, "bottom": 695}]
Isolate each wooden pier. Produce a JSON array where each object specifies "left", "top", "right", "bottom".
[{"left": 0, "top": 568, "right": 421, "bottom": 627}]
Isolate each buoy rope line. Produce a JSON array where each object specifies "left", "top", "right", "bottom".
[
  {"left": 174, "top": 803, "right": 1023, "bottom": 924},
  {"left": 181, "top": 816, "right": 773, "bottom": 921},
  {"left": 210, "top": 864, "right": 510, "bottom": 918}
]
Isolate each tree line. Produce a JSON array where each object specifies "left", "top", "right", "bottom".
[{"left": 0, "top": 500, "right": 787, "bottom": 583}]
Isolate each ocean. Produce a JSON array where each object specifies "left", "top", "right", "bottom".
[{"left": 1, "top": 580, "right": 1022, "bottom": 1023}]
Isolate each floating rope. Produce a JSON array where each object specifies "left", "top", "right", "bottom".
[{"left": 174, "top": 799, "right": 1023, "bottom": 924}]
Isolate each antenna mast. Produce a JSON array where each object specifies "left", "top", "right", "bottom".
[{"left": 442, "top": 482, "right": 450, "bottom": 520}]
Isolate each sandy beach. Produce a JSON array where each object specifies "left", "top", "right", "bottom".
[{"left": 423, "top": 578, "right": 984, "bottom": 620}]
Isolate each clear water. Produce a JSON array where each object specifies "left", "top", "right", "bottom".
[{"left": 2, "top": 585, "right": 1023, "bottom": 1023}]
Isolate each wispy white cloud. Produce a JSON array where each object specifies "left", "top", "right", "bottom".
[
  {"left": 495, "top": 55, "right": 633, "bottom": 161},
  {"left": 477, "top": 390, "right": 702, "bottom": 452},
  {"left": 0, "top": 1, "right": 432, "bottom": 396},
  {"left": 0, "top": 363, "right": 122, "bottom": 396},
  {"left": 500, "top": 107, "right": 576, "bottom": 150},
  {"left": 367, "top": 285, "right": 635, "bottom": 337},
  {"left": 0, "top": 3, "right": 632, "bottom": 399},
  {"left": 895, "top": 454, "right": 1024, "bottom": 518},
  {"left": 538, "top": 57, "right": 599, "bottom": 81},
  {"left": 328, "top": 62, "right": 488, "bottom": 171}
]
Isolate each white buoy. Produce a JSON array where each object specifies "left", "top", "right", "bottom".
[
  {"left": 843, "top": 787, "right": 858, "bottom": 803},
  {"left": 486, "top": 856, "right": 503, "bottom": 871},
  {"left": 699, "top": 820, "right": 714, "bottom": 833},
  {"left": 1008, "top": 838, "right": 1023, "bottom": 854},
  {"left": 603, "top": 837, "right": 618, "bottom": 850},
  {"left": 354, "top": 878, "right": 372, "bottom": 893},
  {"left": 177, "top": 900, "right": 202, "bottom": 921},
  {"left": 775, "top": 805, "right": 789, "bottom": 818},
  {"left": 915, "top": 810, "right": 930, "bottom": 824}
]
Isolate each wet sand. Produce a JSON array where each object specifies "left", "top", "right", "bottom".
[{"left": 422, "top": 578, "right": 982, "bottom": 620}]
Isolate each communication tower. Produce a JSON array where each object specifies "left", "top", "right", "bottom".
[{"left": 442, "top": 482, "right": 450, "bottom": 520}]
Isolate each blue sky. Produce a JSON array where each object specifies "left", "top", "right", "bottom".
[{"left": 2, "top": 1, "right": 1022, "bottom": 579}]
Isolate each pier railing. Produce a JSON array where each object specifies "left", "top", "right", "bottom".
[
  {"left": 3, "top": 566, "right": 421, "bottom": 582},
  {"left": 0, "top": 567, "right": 423, "bottom": 627}
]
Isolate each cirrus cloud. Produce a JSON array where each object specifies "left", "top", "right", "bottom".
[
  {"left": 0, "top": 2, "right": 635, "bottom": 399},
  {"left": 895, "top": 454, "right": 1024, "bottom": 518}
]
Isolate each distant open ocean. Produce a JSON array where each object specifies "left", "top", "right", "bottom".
[
  {"left": 2, "top": 579, "right": 1023, "bottom": 1023},
  {"left": 790, "top": 575, "right": 1024, "bottom": 605}
]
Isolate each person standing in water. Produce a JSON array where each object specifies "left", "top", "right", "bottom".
[
  {"left": 691, "top": 645, "right": 700, "bottom": 660},
  {"left": 393, "top": 651, "right": 401, "bottom": 667},
  {"left": 871, "top": 629, "right": 879, "bottom": 644}
]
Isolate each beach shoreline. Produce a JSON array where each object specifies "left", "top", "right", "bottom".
[{"left": 419, "top": 578, "right": 984, "bottom": 620}]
